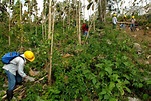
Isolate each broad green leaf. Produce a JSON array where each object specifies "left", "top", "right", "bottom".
[
  {"left": 124, "top": 86, "right": 131, "bottom": 93},
  {"left": 36, "top": 96, "right": 44, "bottom": 101},
  {"left": 111, "top": 74, "right": 119, "bottom": 81},
  {"left": 116, "top": 83, "right": 124, "bottom": 95},
  {"left": 123, "top": 74, "right": 130, "bottom": 80},
  {"left": 83, "top": 96, "right": 90, "bottom": 101},
  {"left": 109, "top": 98, "right": 118, "bottom": 101},
  {"left": 105, "top": 67, "right": 112, "bottom": 75},
  {"left": 49, "top": 88, "right": 61, "bottom": 94},
  {"left": 146, "top": 79, "right": 151, "bottom": 85},
  {"left": 119, "top": 87, "right": 124, "bottom": 95},
  {"left": 123, "top": 55, "right": 128, "bottom": 60},
  {"left": 99, "top": 71, "right": 105, "bottom": 78},
  {"left": 124, "top": 80, "right": 130, "bottom": 84},
  {"left": 123, "top": 62, "right": 130, "bottom": 67},
  {"left": 109, "top": 82, "right": 115, "bottom": 91},
  {"left": 83, "top": 70, "right": 90, "bottom": 74},
  {"left": 95, "top": 82, "right": 101, "bottom": 89},
  {"left": 143, "top": 94, "right": 149, "bottom": 100},
  {"left": 92, "top": 78, "right": 97, "bottom": 85},
  {"left": 104, "top": 94, "right": 110, "bottom": 99},
  {"left": 100, "top": 89, "right": 107, "bottom": 95},
  {"left": 138, "top": 83, "right": 143, "bottom": 88},
  {"left": 95, "top": 64, "right": 103, "bottom": 68}
]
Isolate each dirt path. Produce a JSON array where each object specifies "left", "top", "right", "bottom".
[
  {"left": 121, "top": 26, "right": 151, "bottom": 65},
  {"left": 124, "top": 27, "right": 151, "bottom": 44}
]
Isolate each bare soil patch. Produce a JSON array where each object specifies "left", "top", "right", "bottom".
[{"left": 124, "top": 26, "right": 151, "bottom": 65}]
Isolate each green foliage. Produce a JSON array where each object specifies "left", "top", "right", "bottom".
[
  {"left": 34, "top": 26, "right": 150, "bottom": 100},
  {"left": 0, "top": 18, "right": 150, "bottom": 101},
  {"left": 22, "top": 84, "right": 44, "bottom": 101}
]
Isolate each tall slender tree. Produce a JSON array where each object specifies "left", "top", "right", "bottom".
[
  {"left": 87, "top": 0, "right": 107, "bottom": 22},
  {"left": 48, "top": 0, "right": 52, "bottom": 85},
  {"left": 2, "top": 0, "right": 14, "bottom": 45},
  {"left": 78, "top": 0, "right": 81, "bottom": 45}
]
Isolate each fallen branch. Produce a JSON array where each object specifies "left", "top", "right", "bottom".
[
  {"left": 2, "top": 85, "right": 24, "bottom": 99},
  {"left": 17, "top": 88, "right": 26, "bottom": 100},
  {"left": 2, "top": 75, "right": 47, "bottom": 100},
  {"left": 35, "top": 75, "right": 47, "bottom": 83},
  {"left": 118, "top": 21, "right": 131, "bottom": 24}
]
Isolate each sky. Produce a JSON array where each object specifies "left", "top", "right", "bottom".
[
  {"left": 20, "top": 0, "right": 94, "bottom": 20},
  {"left": 35, "top": 0, "right": 149, "bottom": 19},
  {"left": 36, "top": 0, "right": 92, "bottom": 20},
  {"left": 21, "top": 0, "right": 150, "bottom": 19}
]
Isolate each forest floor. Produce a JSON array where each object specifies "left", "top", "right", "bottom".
[{"left": 120, "top": 25, "right": 151, "bottom": 65}]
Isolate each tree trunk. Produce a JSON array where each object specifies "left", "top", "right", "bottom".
[
  {"left": 42, "top": 21, "right": 44, "bottom": 39},
  {"left": 8, "top": 1, "right": 11, "bottom": 46},
  {"left": 68, "top": 0, "right": 70, "bottom": 27},
  {"left": 20, "top": 1, "right": 23, "bottom": 48},
  {"left": 8, "top": 8, "right": 11, "bottom": 46},
  {"left": 48, "top": 0, "right": 52, "bottom": 85},
  {"left": 93, "top": 0, "right": 95, "bottom": 31},
  {"left": 63, "top": 16, "right": 65, "bottom": 34},
  {"left": 75, "top": 0, "right": 78, "bottom": 36},
  {"left": 78, "top": 0, "right": 81, "bottom": 45},
  {"left": 98, "top": 0, "right": 106, "bottom": 23}
]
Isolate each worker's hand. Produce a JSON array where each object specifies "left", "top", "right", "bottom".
[{"left": 25, "top": 76, "right": 35, "bottom": 82}]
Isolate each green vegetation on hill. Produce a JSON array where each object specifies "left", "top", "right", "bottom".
[{"left": 0, "top": 22, "right": 150, "bottom": 100}]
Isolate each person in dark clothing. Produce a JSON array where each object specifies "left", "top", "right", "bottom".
[
  {"left": 120, "top": 15, "right": 127, "bottom": 29},
  {"left": 81, "top": 23, "right": 88, "bottom": 36}
]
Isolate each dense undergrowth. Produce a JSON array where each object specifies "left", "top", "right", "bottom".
[{"left": 0, "top": 23, "right": 151, "bottom": 101}]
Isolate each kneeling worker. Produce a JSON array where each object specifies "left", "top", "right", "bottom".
[{"left": 2, "top": 51, "right": 35, "bottom": 101}]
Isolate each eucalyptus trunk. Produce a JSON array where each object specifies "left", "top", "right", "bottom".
[
  {"left": 68, "top": 0, "right": 71, "bottom": 27},
  {"left": 7, "top": 0, "right": 14, "bottom": 45},
  {"left": 63, "top": 17, "right": 65, "bottom": 34},
  {"left": 48, "top": 0, "right": 51, "bottom": 39},
  {"left": 48, "top": 0, "right": 52, "bottom": 85},
  {"left": 93, "top": 0, "right": 95, "bottom": 31},
  {"left": 8, "top": 3, "right": 11, "bottom": 46},
  {"left": 20, "top": 1, "right": 23, "bottom": 47},
  {"left": 41, "top": 0, "right": 46, "bottom": 39},
  {"left": 44, "top": 0, "right": 48, "bottom": 39},
  {"left": 75, "top": 0, "right": 78, "bottom": 36},
  {"left": 42, "top": 13, "right": 44, "bottom": 39},
  {"left": 98, "top": 0, "right": 106, "bottom": 22},
  {"left": 78, "top": 0, "right": 81, "bottom": 45},
  {"left": 83, "top": 0, "right": 86, "bottom": 21}
]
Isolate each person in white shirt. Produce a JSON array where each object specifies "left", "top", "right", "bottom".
[
  {"left": 130, "top": 16, "right": 136, "bottom": 31},
  {"left": 2, "top": 50, "right": 35, "bottom": 101},
  {"left": 112, "top": 13, "right": 118, "bottom": 29}
]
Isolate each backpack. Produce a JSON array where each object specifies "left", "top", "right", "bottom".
[{"left": 1, "top": 51, "right": 23, "bottom": 64}]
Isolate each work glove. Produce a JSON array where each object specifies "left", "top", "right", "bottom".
[{"left": 25, "top": 76, "right": 35, "bottom": 82}]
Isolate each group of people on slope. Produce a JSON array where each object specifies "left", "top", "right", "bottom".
[
  {"left": 77, "top": 12, "right": 137, "bottom": 36},
  {"left": 112, "top": 13, "right": 136, "bottom": 32},
  {"left": 2, "top": 13, "right": 137, "bottom": 101}
]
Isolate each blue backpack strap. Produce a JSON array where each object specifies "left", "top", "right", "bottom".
[
  {"left": 19, "top": 55, "right": 25, "bottom": 61},
  {"left": 9, "top": 54, "right": 25, "bottom": 64}
]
